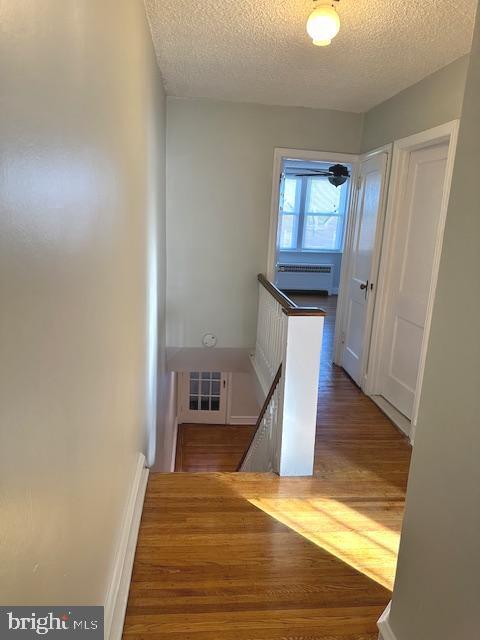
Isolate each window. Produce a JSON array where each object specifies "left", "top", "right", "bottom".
[
  {"left": 278, "top": 168, "right": 349, "bottom": 252},
  {"left": 278, "top": 176, "right": 301, "bottom": 250},
  {"left": 189, "top": 371, "right": 222, "bottom": 412}
]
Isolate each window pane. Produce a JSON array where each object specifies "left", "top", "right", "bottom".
[
  {"left": 303, "top": 215, "right": 342, "bottom": 250},
  {"left": 306, "top": 178, "right": 342, "bottom": 213},
  {"left": 188, "top": 371, "right": 223, "bottom": 413},
  {"left": 279, "top": 214, "right": 298, "bottom": 250},
  {"left": 190, "top": 380, "right": 199, "bottom": 394},
  {"left": 282, "top": 176, "right": 300, "bottom": 213}
]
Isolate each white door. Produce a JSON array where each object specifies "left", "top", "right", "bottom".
[
  {"left": 178, "top": 371, "right": 228, "bottom": 424},
  {"left": 378, "top": 142, "right": 449, "bottom": 419},
  {"left": 341, "top": 152, "right": 389, "bottom": 385}
]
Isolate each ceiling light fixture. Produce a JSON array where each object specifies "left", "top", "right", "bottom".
[{"left": 306, "top": 0, "right": 341, "bottom": 47}]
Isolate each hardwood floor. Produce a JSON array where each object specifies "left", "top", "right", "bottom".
[
  {"left": 175, "top": 424, "right": 256, "bottom": 472},
  {"left": 123, "top": 294, "right": 412, "bottom": 639},
  {"left": 124, "top": 473, "right": 396, "bottom": 640}
]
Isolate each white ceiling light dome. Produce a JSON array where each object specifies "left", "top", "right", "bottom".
[{"left": 306, "top": 2, "right": 341, "bottom": 47}]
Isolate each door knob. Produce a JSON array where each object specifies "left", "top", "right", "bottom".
[{"left": 360, "top": 281, "right": 368, "bottom": 290}]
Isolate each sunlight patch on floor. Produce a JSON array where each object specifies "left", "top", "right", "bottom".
[{"left": 249, "top": 496, "right": 400, "bottom": 590}]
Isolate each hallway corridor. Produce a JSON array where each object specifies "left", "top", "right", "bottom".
[{"left": 123, "top": 295, "right": 412, "bottom": 639}]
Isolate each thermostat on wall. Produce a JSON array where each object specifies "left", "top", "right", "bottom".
[{"left": 202, "top": 333, "right": 217, "bottom": 348}]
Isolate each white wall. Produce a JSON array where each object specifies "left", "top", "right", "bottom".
[
  {"left": 385, "top": 19, "right": 480, "bottom": 640},
  {"left": 0, "top": 0, "right": 165, "bottom": 605},
  {"left": 361, "top": 55, "right": 469, "bottom": 152},
  {"left": 153, "top": 372, "right": 178, "bottom": 472},
  {"left": 229, "top": 372, "right": 261, "bottom": 423},
  {"left": 166, "top": 97, "right": 363, "bottom": 348},
  {"left": 166, "top": 60, "right": 471, "bottom": 351}
]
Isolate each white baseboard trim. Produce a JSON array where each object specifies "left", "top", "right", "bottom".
[
  {"left": 105, "top": 452, "right": 149, "bottom": 640},
  {"left": 170, "top": 418, "right": 178, "bottom": 472},
  {"left": 228, "top": 415, "right": 258, "bottom": 426},
  {"left": 369, "top": 395, "right": 412, "bottom": 440},
  {"left": 378, "top": 602, "right": 397, "bottom": 640}
]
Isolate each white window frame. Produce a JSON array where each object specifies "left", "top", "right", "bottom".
[{"left": 278, "top": 173, "right": 350, "bottom": 252}]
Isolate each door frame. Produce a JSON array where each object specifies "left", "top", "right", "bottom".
[
  {"left": 333, "top": 145, "right": 393, "bottom": 379},
  {"left": 365, "top": 121, "right": 460, "bottom": 441},
  {"left": 266, "top": 147, "right": 359, "bottom": 281},
  {"left": 177, "top": 371, "right": 229, "bottom": 424}
]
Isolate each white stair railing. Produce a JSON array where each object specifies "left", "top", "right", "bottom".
[
  {"left": 238, "top": 365, "right": 282, "bottom": 472},
  {"left": 247, "top": 275, "right": 325, "bottom": 476},
  {"left": 253, "top": 284, "right": 287, "bottom": 394}
]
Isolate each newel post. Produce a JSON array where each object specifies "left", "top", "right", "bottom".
[{"left": 275, "top": 312, "right": 324, "bottom": 476}]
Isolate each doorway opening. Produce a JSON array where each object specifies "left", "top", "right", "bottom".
[
  {"left": 274, "top": 157, "right": 352, "bottom": 297},
  {"left": 267, "top": 150, "right": 357, "bottom": 297},
  {"left": 267, "top": 126, "right": 458, "bottom": 442}
]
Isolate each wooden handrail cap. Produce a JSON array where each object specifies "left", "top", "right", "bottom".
[{"left": 257, "top": 273, "right": 326, "bottom": 317}]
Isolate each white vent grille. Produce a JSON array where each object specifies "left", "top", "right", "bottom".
[{"left": 277, "top": 264, "right": 332, "bottom": 274}]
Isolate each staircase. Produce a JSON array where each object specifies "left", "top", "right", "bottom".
[{"left": 237, "top": 364, "right": 282, "bottom": 472}]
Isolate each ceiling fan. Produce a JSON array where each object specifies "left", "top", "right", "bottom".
[{"left": 290, "top": 163, "right": 350, "bottom": 187}]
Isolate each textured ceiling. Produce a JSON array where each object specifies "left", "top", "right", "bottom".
[{"left": 145, "top": 0, "right": 477, "bottom": 113}]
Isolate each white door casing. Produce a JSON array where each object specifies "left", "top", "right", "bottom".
[
  {"left": 378, "top": 143, "right": 449, "bottom": 419},
  {"left": 340, "top": 151, "right": 389, "bottom": 386},
  {"left": 367, "top": 121, "right": 460, "bottom": 437}
]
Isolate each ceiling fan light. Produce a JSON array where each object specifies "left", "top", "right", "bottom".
[
  {"left": 328, "top": 164, "right": 350, "bottom": 187},
  {"left": 328, "top": 175, "right": 347, "bottom": 187},
  {"left": 306, "top": 4, "right": 340, "bottom": 47}
]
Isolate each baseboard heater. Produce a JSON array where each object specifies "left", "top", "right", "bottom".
[{"left": 276, "top": 263, "right": 334, "bottom": 294}]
